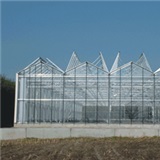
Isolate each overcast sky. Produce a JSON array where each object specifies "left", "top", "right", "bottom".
[{"left": 1, "top": 1, "right": 160, "bottom": 79}]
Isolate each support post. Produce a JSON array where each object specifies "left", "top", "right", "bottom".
[{"left": 14, "top": 73, "right": 19, "bottom": 123}]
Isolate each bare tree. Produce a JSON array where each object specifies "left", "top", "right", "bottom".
[{"left": 125, "top": 106, "right": 138, "bottom": 124}]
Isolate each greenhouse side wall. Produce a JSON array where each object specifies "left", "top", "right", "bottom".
[{"left": 14, "top": 57, "right": 160, "bottom": 124}]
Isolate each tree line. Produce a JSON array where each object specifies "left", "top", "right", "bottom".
[{"left": 1, "top": 75, "right": 15, "bottom": 127}]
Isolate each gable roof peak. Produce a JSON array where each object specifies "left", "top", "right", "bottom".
[
  {"left": 110, "top": 52, "right": 120, "bottom": 72},
  {"left": 66, "top": 52, "right": 81, "bottom": 71},
  {"left": 136, "top": 52, "right": 152, "bottom": 71}
]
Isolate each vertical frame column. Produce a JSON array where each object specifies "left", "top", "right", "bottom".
[
  {"left": 14, "top": 73, "right": 19, "bottom": 123},
  {"left": 108, "top": 73, "right": 110, "bottom": 124},
  {"left": 153, "top": 73, "right": 156, "bottom": 124},
  {"left": 62, "top": 73, "right": 65, "bottom": 123},
  {"left": 33, "top": 65, "right": 37, "bottom": 123},
  {"left": 73, "top": 68, "right": 76, "bottom": 124},
  {"left": 27, "top": 67, "right": 31, "bottom": 123},
  {"left": 96, "top": 68, "right": 99, "bottom": 123},
  {"left": 85, "top": 62, "right": 88, "bottom": 124},
  {"left": 50, "top": 68, "right": 54, "bottom": 123},
  {"left": 142, "top": 68, "right": 144, "bottom": 124},
  {"left": 131, "top": 62, "right": 133, "bottom": 124},
  {"left": 119, "top": 69, "right": 122, "bottom": 124}
]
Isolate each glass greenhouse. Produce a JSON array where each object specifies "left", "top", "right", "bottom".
[{"left": 14, "top": 53, "right": 160, "bottom": 124}]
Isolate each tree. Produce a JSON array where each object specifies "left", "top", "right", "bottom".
[
  {"left": 125, "top": 106, "right": 138, "bottom": 124},
  {"left": 1, "top": 75, "right": 15, "bottom": 127}
]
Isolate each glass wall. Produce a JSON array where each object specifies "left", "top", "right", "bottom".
[{"left": 15, "top": 54, "right": 160, "bottom": 124}]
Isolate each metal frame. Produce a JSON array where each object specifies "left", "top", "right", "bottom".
[{"left": 14, "top": 53, "right": 160, "bottom": 124}]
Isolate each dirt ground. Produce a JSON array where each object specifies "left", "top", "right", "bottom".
[{"left": 1, "top": 137, "right": 160, "bottom": 160}]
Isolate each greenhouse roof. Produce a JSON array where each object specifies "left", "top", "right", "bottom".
[{"left": 17, "top": 52, "right": 159, "bottom": 75}]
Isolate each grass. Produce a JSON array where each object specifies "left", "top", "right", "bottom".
[{"left": 1, "top": 137, "right": 160, "bottom": 160}]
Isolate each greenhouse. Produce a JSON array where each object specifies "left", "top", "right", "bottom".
[{"left": 14, "top": 52, "right": 160, "bottom": 124}]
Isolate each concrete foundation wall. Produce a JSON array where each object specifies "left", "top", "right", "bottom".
[{"left": 0, "top": 124, "right": 160, "bottom": 140}]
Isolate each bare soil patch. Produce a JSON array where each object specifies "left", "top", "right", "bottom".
[{"left": 1, "top": 137, "right": 160, "bottom": 160}]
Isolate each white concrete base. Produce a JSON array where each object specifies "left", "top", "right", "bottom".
[{"left": 0, "top": 124, "right": 160, "bottom": 140}]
